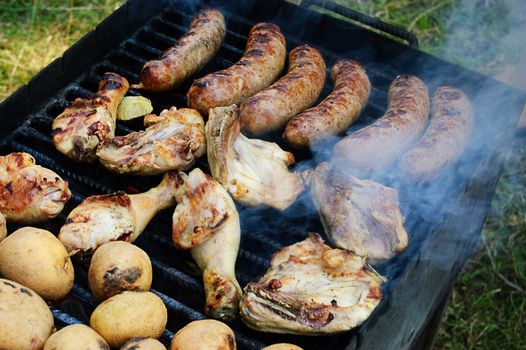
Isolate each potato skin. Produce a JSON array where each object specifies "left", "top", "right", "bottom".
[
  {"left": 121, "top": 337, "right": 167, "bottom": 350},
  {"left": 170, "top": 320, "right": 236, "bottom": 350},
  {"left": 0, "top": 227, "right": 74, "bottom": 300},
  {"left": 88, "top": 241, "right": 152, "bottom": 301},
  {"left": 0, "top": 278, "right": 54, "bottom": 350},
  {"left": 263, "top": 344, "right": 304, "bottom": 350},
  {"left": 0, "top": 212, "right": 6, "bottom": 242},
  {"left": 44, "top": 324, "right": 109, "bottom": 350},
  {"left": 90, "top": 291, "right": 167, "bottom": 348}
]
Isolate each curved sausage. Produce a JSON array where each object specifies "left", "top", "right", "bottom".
[
  {"left": 187, "top": 23, "right": 286, "bottom": 115},
  {"left": 136, "top": 9, "right": 225, "bottom": 92},
  {"left": 333, "top": 75, "right": 430, "bottom": 176},
  {"left": 239, "top": 45, "right": 326, "bottom": 135},
  {"left": 399, "top": 86, "right": 474, "bottom": 182},
  {"left": 283, "top": 59, "right": 370, "bottom": 149}
]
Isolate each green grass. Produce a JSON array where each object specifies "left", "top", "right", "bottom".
[{"left": 0, "top": 1, "right": 525, "bottom": 349}]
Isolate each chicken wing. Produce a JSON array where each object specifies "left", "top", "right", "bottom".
[
  {"left": 206, "top": 105, "right": 303, "bottom": 211},
  {"left": 310, "top": 162, "right": 408, "bottom": 260},
  {"left": 52, "top": 73, "right": 129, "bottom": 162},
  {"left": 0, "top": 152, "right": 70, "bottom": 223},
  {"left": 240, "top": 233, "right": 384, "bottom": 334},
  {"left": 96, "top": 107, "right": 206, "bottom": 175},
  {"left": 59, "top": 171, "right": 184, "bottom": 255},
  {"left": 172, "top": 168, "right": 241, "bottom": 321}
]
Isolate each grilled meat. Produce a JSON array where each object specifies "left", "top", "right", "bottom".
[
  {"left": 187, "top": 23, "right": 286, "bottom": 115},
  {"left": 52, "top": 73, "right": 129, "bottom": 162},
  {"left": 400, "top": 86, "right": 474, "bottom": 182},
  {"left": 310, "top": 162, "right": 408, "bottom": 260},
  {"left": 240, "top": 45, "right": 326, "bottom": 135},
  {"left": 333, "top": 75, "right": 429, "bottom": 176},
  {"left": 59, "top": 171, "right": 184, "bottom": 255},
  {"left": 206, "top": 105, "right": 303, "bottom": 211},
  {"left": 240, "top": 233, "right": 384, "bottom": 334},
  {"left": 96, "top": 107, "right": 206, "bottom": 175},
  {"left": 284, "top": 59, "right": 371, "bottom": 149},
  {"left": 137, "top": 9, "right": 225, "bottom": 92},
  {"left": 0, "top": 152, "right": 70, "bottom": 223},
  {"left": 172, "top": 168, "right": 241, "bottom": 321}
]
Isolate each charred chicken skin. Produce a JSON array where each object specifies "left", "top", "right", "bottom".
[
  {"left": 310, "top": 162, "right": 408, "bottom": 260},
  {"left": 52, "top": 73, "right": 129, "bottom": 162},
  {"left": 172, "top": 168, "right": 241, "bottom": 322},
  {"left": 0, "top": 152, "right": 71, "bottom": 223},
  {"left": 240, "top": 233, "right": 384, "bottom": 335},
  {"left": 59, "top": 171, "right": 184, "bottom": 255},
  {"left": 206, "top": 105, "right": 303, "bottom": 211},
  {"left": 96, "top": 107, "right": 206, "bottom": 175}
]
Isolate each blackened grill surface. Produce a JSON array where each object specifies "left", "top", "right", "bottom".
[{"left": 0, "top": 0, "right": 525, "bottom": 349}]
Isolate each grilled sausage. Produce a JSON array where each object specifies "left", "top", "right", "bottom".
[
  {"left": 187, "top": 22, "right": 286, "bottom": 115},
  {"left": 136, "top": 9, "right": 225, "bottom": 92},
  {"left": 333, "top": 75, "right": 430, "bottom": 176},
  {"left": 283, "top": 59, "right": 370, "bottom": 149},
  {"left": 399, "top": 86, "right": 474, "bottom": 182},
  {"left": 239, "top": 45, "right": 326, "bottom": 135}
]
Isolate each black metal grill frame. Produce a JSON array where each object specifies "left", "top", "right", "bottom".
[{"left": 0, "top": 0, "right": 525, "bottom": 349}]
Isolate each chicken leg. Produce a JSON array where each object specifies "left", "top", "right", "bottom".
[
  {"left": 172, "top": 168, "right": 241, "bottom": 321},
  {"left": 59, "top": 171, "right": 185, "bottom": 254},
  {"left": 0, "top": 152, "right": 71, "bottom": 223},
  {"left": 52, "top": 73, "right": 129, "bottom": 162}
]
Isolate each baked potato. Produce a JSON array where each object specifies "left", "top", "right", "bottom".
[
  {"left": 0, "top": 227, "right": 74, "bottom": 300},
  {"left": 121, "top": 337, "right": 166, "bottom": 350},
  {"left": 170, "top": 320, "right": 236, "bottom": 350},
  {"left": 88, "top": 241, "right": 152, "bottom": 301},
  {"left": 262, "top": 344, "right": 304, "bottom": 350},
  {"left": 44, "top": 324, "right": 109, "bottom": 350}
]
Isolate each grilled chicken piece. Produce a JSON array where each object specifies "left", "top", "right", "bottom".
[
  {"left": 59, "top": 171, "right": 184, "bottom": 255},
  {"left": 310, "top": 162, "right": 408, "bottom": 260},
  {"left": 96, "top": 107, "right": 206, "bottom": 175},
  {"left": 0, "top": 152, "right": 71, "bottom": 223},
  {"left": 206, "top": 105, "right": 303, "bottom": 211},
  {"left": 52, "top": 73, "right": 129, "bottom": 162},
  {"left": 240, "top": 233, "right": 384, "bottom": 334},
  {"left": 172, "top": 168, "right": 241, "bottom": 321}
]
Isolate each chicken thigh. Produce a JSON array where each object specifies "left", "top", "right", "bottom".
[
  {"left": 240, "top": 233, "right": 384, "bottom": 334},
  {"left": 0, "top": 152, "right": 70, "bottom": 223},
  {"left": 59, "top": 171, "right": 184, "bottom": 254},
  {"left": 206, "top": 105, "right": 303, "bottom": 211},
  {"left": 52, "top": 73, "right": 129, "bottom": 161},
  {"left": 172, "top": 168, "right": 241, "bottom": 321},
  {"left": 310, "top": 162, "right": 408, "bottom": 260},
  {"left": 97, "top": 107, "right": 206, "bottom": 175}
]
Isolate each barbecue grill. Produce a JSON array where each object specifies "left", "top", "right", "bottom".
[{"left": 0, "top": 0, "right": 525, "bottom": 349}]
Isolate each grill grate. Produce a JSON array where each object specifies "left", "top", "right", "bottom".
[{"left": 0, "top": 0, "right": 525, "bottom": 349}]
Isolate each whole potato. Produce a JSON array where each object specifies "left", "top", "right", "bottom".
[
  {"left": 170, "top": 320, "right": 236, "bottom": 350},
  {"left": 0, "top": 278, "right": 54, "bottom": 349},
  {"left": 44, "top": 324, "right": 109, "bottom": 350},
  {"left": 88, "top": 241, "right": 152, "bottom": 301},
  {"left": 262, "top": 344, "right": 304, "bottom": 350},
  {"left": 90, "top": 291, "right": 167, "bottom": 348},
  {"left": 0, "top": 227, "right": 74, "bottom": 300},
  {"left": 121, "top": 337, "right": 167, "bottom": 350}
]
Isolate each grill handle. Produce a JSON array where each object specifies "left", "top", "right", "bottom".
[{"left": 300, "top": 0, "right": 419, "bottom": 48}]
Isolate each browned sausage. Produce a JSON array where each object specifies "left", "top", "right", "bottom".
[
  {"left": 283, "top": 59, "right": 370, "bottom": 149},
  {"left": 333, "top": 75, "right": 430, "bottom": 176},
  {"left": 399, "top": 86, "right": 474, "bottom": 182},
  {"left": 187, "top": 23, "right": 286, "bottom": 115},
  {"left": 136, "top": 9, "right": 225, "bottom": 92},
  {"left": 239, "top": 45, "right": 326, "bottom": 135}
]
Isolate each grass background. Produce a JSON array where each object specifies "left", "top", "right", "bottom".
[{"left": 0, "top": 1, "right": 524, "bottom": 349}]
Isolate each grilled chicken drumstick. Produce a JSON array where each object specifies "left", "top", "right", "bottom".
[
  {"left": 172, "top": 168, "right": 241, "bottom": 321},
  {"left": 52, "top": 73, "right": 129, "bottom": 162},
  {"left": 96, "top": 107, "right": 206, "bottom": 175},
  {"left": 206, "top": 105, "right": 303, "bottom": 211},
  {"left": 0, "top": 152, "right": 71, "bottom": 223},
  {"left": 59, "top": 171, "right": 184, "bottom": 255},
  {"left": 240, "top": 233, "right": 384, "bottom": 334},
  {"left": 310, "top": 162, "right": 408, "bottom": 260}
]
